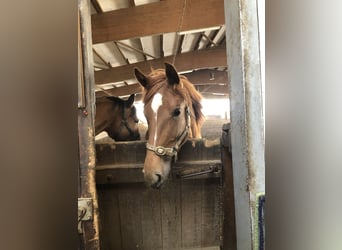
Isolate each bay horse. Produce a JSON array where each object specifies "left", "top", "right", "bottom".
[
  {"left": 95, "top": 94, "right": 140, "bottom": 141},
  {"left": 134, "top": 63, "right": 204, "bottom": 188}
]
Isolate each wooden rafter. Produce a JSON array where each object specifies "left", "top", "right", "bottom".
[
  {"left": 94, "top": 45, "right": 227, "bottom": 84},
  {"left": 96, "top": 84, "right": 143, "bottom": 98},
  {"left": 90, "top": 0, "right": 103, "bottom": 13},
  {"left": 176, "top": 35, "right": 185, "bottom": 54},
  {"left": 196, "top": 85, "right": 228, "bottom": 94},
  {"left": 116, "top": 41, "right": 157, "bottom": 59},
  {"left": 97, "top": 90, "right": 229, "bottom": 100},
  {"left": 183, "top": 69, "right": 228, "bottom": 85},
  {"left": 93, "top": 48, "right": 112, "bottom": 68},
  {"left": 202, "top": 34, "right": 218, "bottom": 47},
  {"left": 193, "top": 32, "right": 204, "bottom": 51},
  {"left": 206, "top": 29, "right": 220, "bottom": 48},
  {"left": 91, "top": 0, "right": 225, "bottom": 43},
  {"left": 95, "top": 69, "right": 228, "bottom": 98},
  {"left": 159, "top": 35, "right": 164, "bottom": 58},
  {"left": 113, "top": 42, "right": 130, "bottom": 64}
]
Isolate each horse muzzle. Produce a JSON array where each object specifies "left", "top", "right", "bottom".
[
  {"left": 143, "top": 152, "right": 171, "bottom": 189},
  {"left": 145, "top": 172, "right": 164, "bottom": 189}
]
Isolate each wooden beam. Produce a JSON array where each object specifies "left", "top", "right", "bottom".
[
  {"left": 95, "top": 83, "right": 228, "bottom": 98},
  {"left": 96, "top": 139, "right": 221, "bottom": 167},
  {"left": 184, "top": 69, "right": 228, "bottom": 85},
  {"left": 95, "top": 69, "right": 228, "bottom": 97},
  {"left": 96, "top": 84, "right": 143, "bottom": 98},
  {"left": 95, "top": 46, "right": 227, "bottom": 84},
  {"left": 91, "top": 0, "right": 225, "bottom": 43},
  {"left": 206, "top": 29, "right": 220, "bottom": 48},
  {"left": 78, "top": 0, "right": 101, "bottom": 248},
  {"left": 90, "top": 0, "right": 103, "bottom": 13},
  {"left": 93, "top": 48, "right": 111, "bottom": 68},
  {"left": 200, "top": 93, "right": 229, "bottom": 99},
  {"left": 96, "top": 90, "right": 229, "bottom": 100},
  {"left": 196, "top": 85, "right": 229, "bottom": 94}
]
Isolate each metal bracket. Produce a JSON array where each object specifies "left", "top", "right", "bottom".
[
  {"left": 175, "top": 163, "right": 221, "bottom": 179},
  {"left": 78, "top": 198, "right": 93, "bottom": 234}
]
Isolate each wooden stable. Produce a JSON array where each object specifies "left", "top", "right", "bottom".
[
  {"left": 96, "top": 126, "right": 236, "bottom": 250},
  {"left": 78, "top": 0, "right": 265, "bottom": 249}
]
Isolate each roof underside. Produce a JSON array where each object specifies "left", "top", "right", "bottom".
[{"left": 90, "top": 0, "right": 228, "bottom": 101}]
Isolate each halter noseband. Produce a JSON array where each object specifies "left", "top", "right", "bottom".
[{"left": 146, "top": 106, "right": 191, "bottom": 162}]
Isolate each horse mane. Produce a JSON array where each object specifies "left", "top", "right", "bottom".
[{"left": 143, "top": 69, "right": 205, "bottom": 127}]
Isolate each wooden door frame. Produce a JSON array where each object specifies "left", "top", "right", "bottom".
[
  {"left": 224, "top": 0, "right": 265, "bottom": 249},
  {"left": 78, "top": 0, "right": 101, "bottom": 249}
]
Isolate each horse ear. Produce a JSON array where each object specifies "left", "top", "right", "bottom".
[
  {"left": 126, "top": 94, "right": 135, "bottom": 107},
  {"left": 165, "top": 63, "right": 180, "bottom": 85},
  {"left": 134, "top": 68, "right": 148, "bottom": 88}
]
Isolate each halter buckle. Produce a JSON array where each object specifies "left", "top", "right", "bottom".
[{"left": 155, "top": 146, "right": 166, "bottom": 156}]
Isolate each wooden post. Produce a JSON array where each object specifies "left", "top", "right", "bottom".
[
  {"left": 221, "top": 123, "right": 237, "bottom": 250},
  {"left": 78, "top": 0, "right": 101, "bottom": 249},
  {"left": 224, "top": 0, "right": 265, "bottom": 249}
]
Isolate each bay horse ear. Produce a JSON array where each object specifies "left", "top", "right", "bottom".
[
  {"left": 134, "top": 68, "right": 148, "bottom": 88},
  {"left": 165, "top": 63, "right": 180, "bottom": 85},
  {"left": 126, "top": 94, "right": 135, "bottom": 107}
]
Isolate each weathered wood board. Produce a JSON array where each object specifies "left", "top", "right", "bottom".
[
  {"left": 97, "top": 178, "right": 222, "bottom": 250},
  {"left": 96, "top": 123, "right": 235, "bottom": 250}
]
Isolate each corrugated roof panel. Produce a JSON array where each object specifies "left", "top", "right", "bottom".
[
  {"left": 93, "top": 42, "right": 128, "bottom": 67},
  {"left": 134, "top": 0, "right": 159, "bottom": 6},
  {"left": 100, "top": 0, "right": 129, "bottom": 11},
  {"left": 181, "top": 33, "right": 200, "bottom": 53},
  {"left": 117, "top": 39, "right": 145, "bottom": 64},
  {"left": 212, "top": 25, "right": 226, "bottom": 44},
  {"left": 140, "top": 35, "right": 161, "bottom": 59},
  {"left": 163, "top": 32, "right": 178, "bottom": 57}
]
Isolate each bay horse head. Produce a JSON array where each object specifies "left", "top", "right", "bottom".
[
  {"left": 134, "top": 63, "right": 204, "bottom": 188},
  {"left": 95, "top": 94, "right": 140, "bottom": 141}
]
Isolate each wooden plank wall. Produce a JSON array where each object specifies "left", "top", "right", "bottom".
[
  {"left": 98, "top": 178, "right": 222, "bottom": 250},
  {"left": 95, "top": 123, "right": 234, "bottom": 250}
]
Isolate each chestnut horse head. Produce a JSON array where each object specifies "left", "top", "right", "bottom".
[
  {"left": 95, "top": 94, "right": 140, "bottom": 141},
  {"left": 134, "top": 63, "right": 204, "bottom": 188}
]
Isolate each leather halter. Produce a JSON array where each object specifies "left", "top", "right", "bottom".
[{"left": 146, "top": 106, "right": 191, "bottom": 162}]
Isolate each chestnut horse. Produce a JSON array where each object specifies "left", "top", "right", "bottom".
[
  {"left": 134, "top": 63, "right": 204, "bottom": 188},
  {"left": 95, "top": 94, "right": 140, "bottom": 141}
]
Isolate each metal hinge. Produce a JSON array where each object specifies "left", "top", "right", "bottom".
[{"left": 78, "top": 198, "right": 93, "bottom": 234}]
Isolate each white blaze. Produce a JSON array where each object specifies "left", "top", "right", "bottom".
[
  {"left": 151, "top": 93, "right": 163, "bottom": 113},
  {"left": 151, "top": 93, "right": 163, "bottom": 145}
]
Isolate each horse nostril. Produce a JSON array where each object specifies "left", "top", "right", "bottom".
[
  {"left": 155, "top": 173, "right": 162, "bottom": 183},
  {"left": 151, "top": 173, "right": 163, "bottom": 189}
]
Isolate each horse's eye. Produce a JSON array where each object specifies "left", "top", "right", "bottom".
[{"left": 172, "top": 108, "right": 181, "bottom": 117}]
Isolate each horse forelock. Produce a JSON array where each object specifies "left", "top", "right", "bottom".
[{"left": 142, "top": 69, "right": 167, "bottom": 104}]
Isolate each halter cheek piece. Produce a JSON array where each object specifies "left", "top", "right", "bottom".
[{"left": 146, "top": 106, "right": 191, "bottom": 162}]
